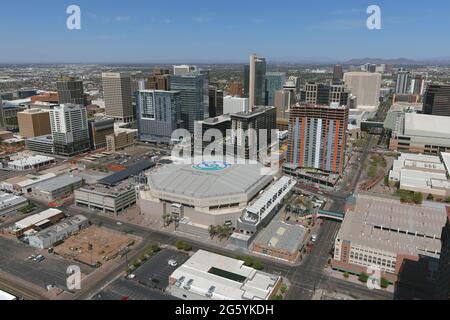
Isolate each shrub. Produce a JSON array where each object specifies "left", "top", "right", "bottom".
[
  {"left": 358, "top": 272, "right": 369, "bottom": 283},
  {"left": 343, "top": 272, "right": 350, "bottom": 279},
  {"left": 381, "top": 278, "right": 390, "bottom": 289}
]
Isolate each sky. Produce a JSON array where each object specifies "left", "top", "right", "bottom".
[{"left": 0, "top": 0, "right": 449, "bottom": 63}]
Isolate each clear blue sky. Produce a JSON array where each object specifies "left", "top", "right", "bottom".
[{"left": 0, "top": 0, "right": 448, "bottom": 63}]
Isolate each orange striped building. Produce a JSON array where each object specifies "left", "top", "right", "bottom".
[{"left": 286, "top": 103, "right": 349, "bottom": 175}]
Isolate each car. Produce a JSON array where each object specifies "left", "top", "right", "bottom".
[
  {"left": 28, "top": 254, "right": 37, "bottom": 260},
  {"left": 34, "top": 255, "right": 45, "bottom": 262},
  {"left": 127, "top": 274, "right": 136, "bottom": 280},
  {"left": 311, "top": 234, "right": 318, "bottom": 243},
  {"left": 168, "top": 259, "right": 178, "bottom": 267},
  {"left": 116, "top": 222, "right": 123, "bottom": 226}
]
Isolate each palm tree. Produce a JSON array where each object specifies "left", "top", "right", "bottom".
[{"left": 208, "top": 225, "right": 217, "bottom": 239}]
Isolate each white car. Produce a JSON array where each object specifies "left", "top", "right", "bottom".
[
  {"left": 311, "top": 235, "right": 318, "bottom": 243},
  {"left": 168, "top": 259, "right": 178, "bottom": 267}
]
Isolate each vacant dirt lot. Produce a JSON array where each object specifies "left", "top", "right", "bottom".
[{"left": 54, "top": 226, "right": 138, "bottom": 266}]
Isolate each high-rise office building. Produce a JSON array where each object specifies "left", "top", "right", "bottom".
[
  {"left": 148, "top": 69, "right": 170, "bottom": 91},
  {"left": 17, "top": 108, "right": 51, "bottom": 139},
  {"left": 395, "top": 69, "right": 410, "bottom": 94},
  {"left": 274, "top": 90, "right": 293, "bottom": 131},
  {"left": 300, "top": 82, "right": 350, "bottom": 106},
  {"left": 209, "top": 86, "right": 218, "bottom": 118},
  {"left": 228, "top": 106, "right": 276, "bottom": 160},
  {"left": 173, "top": 65, "right": 197, "bottom": 76},
  {"left": 50, "top": 104, "right": 90, "bottom": 156},
  {"left": 102, "top": 72, "right": 134, "bottom": 123},
  {"left": 216, "top": 90, "right": 224, "bottom": 117},
  {"left": 286, "top": 103, "right": 349, "bottom": 175},
  {"left": 265, "top": 72, "right": 286, "bottom": 106},
  {"left": 223, "top": 96, "right": 249, "bottom": 115},
  {"left": 245, "top": 54, "right": 267, "bottom": 111},
  {"left": 423, "top": 84, "right": 450, "bottom": 117},
  {"left": 410, "top": 75, "right": 425, "bottom": 95},
  {"left": 343, "top": 72, "right": 381, "bottom": 108},
  {"left": 228, "top": 81, "right": 243, "bottom": 97},
  {"left": 170, "top": 73, "right": 209, "bottom": 133},
  {"left": 57, "top": 77, "right": 85, "bottom": 105},
  {"left": 333, "top": 65, "right": 344, "bottom": 83},
  {"left": 435, "top": 213, "right": 450, "bottom": 300},
  {"left": 88, "top": 118, "right": 115, "bottom": 150},
  {"left": 136, "top": 90, "right": 181, "bottom": 144}
]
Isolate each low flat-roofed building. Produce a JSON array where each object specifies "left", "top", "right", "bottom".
[
  {"left": 389, "top": 113, "right": 450, "bottom": 154},
  {"left": 389, "top": 153, "right": 450, "bottom": 198},
  {"left": 75, "top": 184, "right": 136, "bottom": 215},
  {"left": 0, "top": 192, "right": 28, "bottom": 217},
  {"left": 28, "top": 215, "right": 89, "bottom": 249},
  {"left": 12, "top": 208, "right": 64, "bottom": 236},
  {"left": 32, "top": 174, "right": 83, "bottom": 201},
  {"left": 7, "top": 155, "right": 55, "bottom": 171},
  {"left": 0, "top": 173, "right": 57, "bottom": 194},
  {"left": 332, "top": 194, "right": 448, "bottom": 283},
  {"left": 168, "top": 250, "right": 282, "bottom": 300},
  {"left": 0, "top": 131, "right": 14, "bottom": 141},
  {"left": 252, "top": 221, "right": 307, "bottom": 263}
]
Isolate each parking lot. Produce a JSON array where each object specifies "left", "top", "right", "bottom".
[
  {"left": 133, "top": 249, "right": 189, "bottom": 290},
  {"left": 0, "top": 237, "right": 93, "bottom": 290},
  {"left": 94, "top": 278, "right": 179, "bottom": 301}
]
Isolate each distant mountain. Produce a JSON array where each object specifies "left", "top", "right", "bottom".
[{"left": 342, "top": 57, "right": 419, "bottom": 65}]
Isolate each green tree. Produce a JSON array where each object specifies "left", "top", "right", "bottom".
[
  {"left": 343, "top": 272, "right": 350, "bottom": 279},
  {"left": 413, "top": 192, "right": 423, "bottom": 204},
  {"left": 175, "top": 241, "right": 185, "bottom": 250},
  {"left": 427, "top": 194, "right": 434, "bottom": 201},
  {"left": 182, "top": 242, "right": 192, "bottom": 251},
  {"left": 358, "top": 272, "right": 369, "bottom": 283},
  {"left": 253, "top": 260, "right": 264, "bottom": 271},
  {"left": 381, "top": 278, "right": 390, "bottom": 289}
]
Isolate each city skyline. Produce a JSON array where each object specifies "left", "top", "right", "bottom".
[{"left": 1, "top": 0, "right": 450, "bottom": 63}]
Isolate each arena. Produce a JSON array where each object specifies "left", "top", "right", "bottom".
[{"left": 138, "top": 161, "right": 274, "bottom": 233}]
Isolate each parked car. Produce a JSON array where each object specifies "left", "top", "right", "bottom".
[
  {"left": 168, "top": 259, "right": 178, "bottom": 267},
  {"left": 34, "top": 255, "right": 45, "bottom": 262}
]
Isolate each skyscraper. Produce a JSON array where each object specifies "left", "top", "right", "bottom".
[
  {"left": 209, "top": 86, "right": 218, "bottom": 118},
  {"left": 300, "top": 82, "right": 350, "bottom": 106},
  {"left": 173, "top": 65, "right": 197, "bottom": 76},
  {"left": 228, "top": 106, "right": 276, "bottom": 160},
  {"left": 228, "top": 81, "right": 243, "bottom": 97},
  {"left": 333, "top": 65, "right": 343, "bottom": 83},
  {"left": 136, "top": 90, "right": 181, "bottom": 144},
  {"left": 423, "top": 84, "right": 450, "bottom": 117},
  {"left": 17, "top": 108, "right": 51, "bottom": 139},
  {"left": 50, "top": 104, "right": 90, "bottom": 156},
  {"left": 286, "top": 103, "right": 349, "bottom": 175},
  {"left": 246, "top": 54, "right": 267, "bottom": 111},
  {"left": 410, "top": 75, "right": 425, "bottom": 95},
  {"left": 343, "top": 72, "right": 381, "bottom": 108},
  {"left": 57, "top": 77, "right": 85, "bottom": 105},
  {"left": 102, "top": 72, "right": 134, "bottom": 123},
  {"left": 170, "top": 73, "right": 209, "bottom": 133},
  {"left": 265, "top": 72, "right": 286, "bottom": 106},
  {"left": 395, "top": 68, "right": 410, "bottom": 94}
]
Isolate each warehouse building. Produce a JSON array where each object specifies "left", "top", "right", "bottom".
[
  {"left": 168, "top": 250, "right": 282, "bottom": 300},
  {"left": 139, "top": 161, "right": 274, "bottom": 235},
  {"left": 332, "top": 194, "right": 448, "bottom": 283},
  {"left": 75, "top": 184, "right": 137, "bottom": 215},
  {"left": 251, "top": 221, "right": 307, "bottom": 263},
  {"left": 0, "top": 173, "right": 56, "bottom": 194},
  {"left": 28, "top": 215, "right": 89, "bottom": 249},
  {"left": 32, "top": 175, "right": 84, "bottom": 201},
  {"left": 7, "top": 155, "right": 55, "bottom": 171},
  {"left": 0, "top": 193, "right": 28, "bottom": 217},
  {"left": 12, "top": 208, "right": 64, "bottom": 237}
]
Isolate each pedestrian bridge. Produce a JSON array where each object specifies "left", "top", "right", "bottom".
[{"left": 317, "top": 210, "right": 345, "bottom": 222}]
